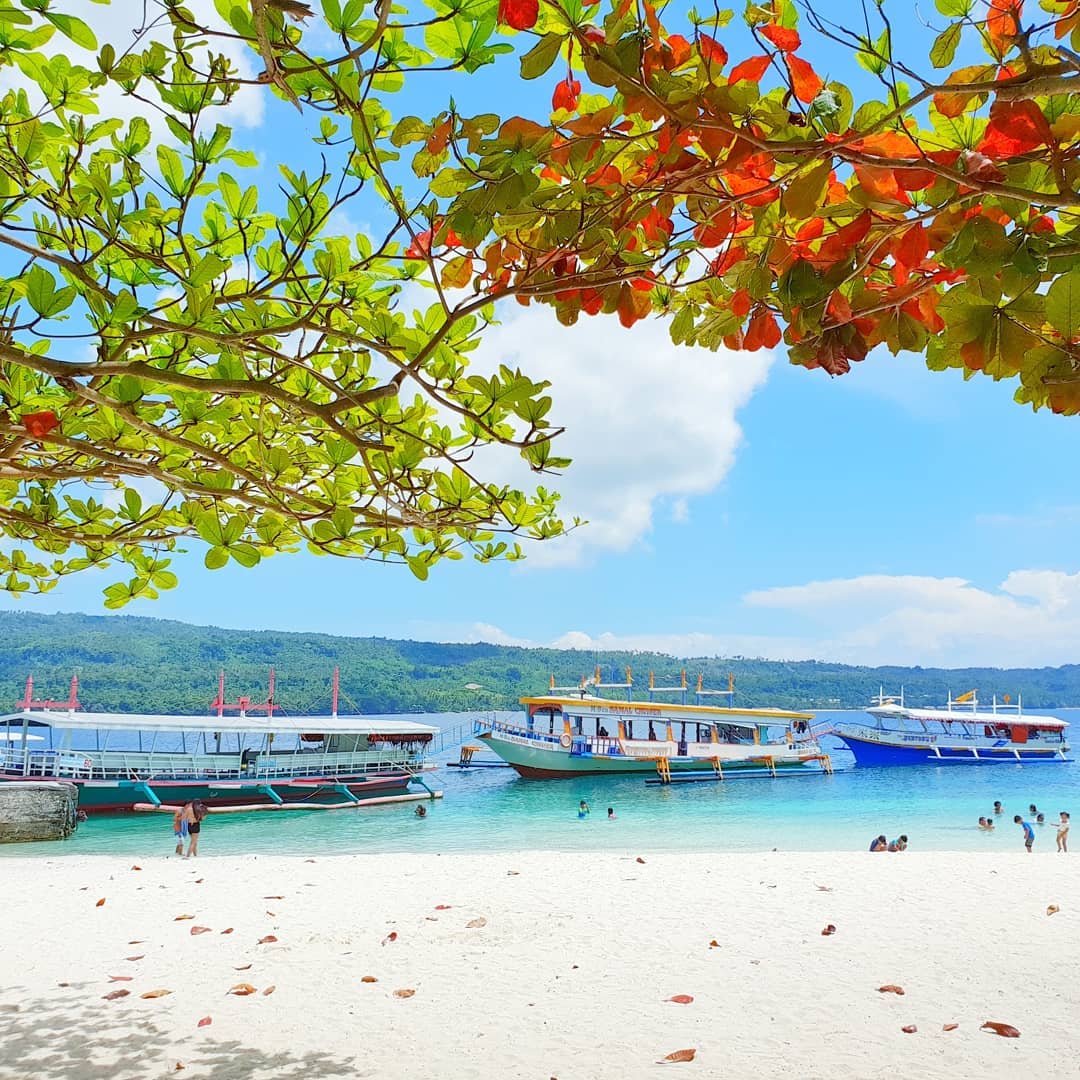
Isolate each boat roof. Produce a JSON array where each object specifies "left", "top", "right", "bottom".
[
  {"left": 0, "top": 710, "right": 438, "bottom": 736},
  {"left": 521, "top": 694, "right": 813, "bottom": 723},
  {"left": 868, "top": 704, "right": 1068, "bottom": 730}
]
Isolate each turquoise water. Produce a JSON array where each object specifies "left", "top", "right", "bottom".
[{"left": 4, "top": 709, "right": 1078, "bottom": 857}]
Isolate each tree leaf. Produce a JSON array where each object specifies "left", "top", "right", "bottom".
[{"left": 1045, "top": 269, "right": 1080, "bottom": 340}]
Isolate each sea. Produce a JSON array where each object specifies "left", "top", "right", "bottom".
[{"left": 4, "top": 709, "right": 1079, "bottom": 858}]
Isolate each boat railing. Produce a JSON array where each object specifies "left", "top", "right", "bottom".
[{"left": 2, "top": 747, "right": 427, "bottom": 782}]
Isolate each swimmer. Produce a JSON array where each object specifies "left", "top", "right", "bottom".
[
  {"left": 578, "top": 799, "right": 590, "bottom": 819},
  {"left": 607, "top": 807, "right": 616, "bottom": 820},
  {"left": 993, "top": 800, "right": 1003, "bottom": 816},
  {"left": 415, "top": 804, "right": 427, "bottom": 818}
]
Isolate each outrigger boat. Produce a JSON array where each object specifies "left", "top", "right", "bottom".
[
  {"left": 475, "top": 670, "right": 835, "bottom": 782},
  {"left": 830, "top": 688, "right": 1071, "bottom": 766},
  {"left": 0, "top": 671, "right": 438, "bottom": 812}
]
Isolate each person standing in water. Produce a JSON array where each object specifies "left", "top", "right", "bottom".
[
  {"left": 578, "top": 799, "right": 590, "bottom": 819},
  {"left": 172, "top": 806, "right": 188, "bottom": 855},
  {"left": 607, "top": 807, "right": 616, "bottom": 820},
  {"left": 993, "top": 801, "right": 1004, "bottom": 816},
  {"left": 1057, "top": 812, "right": 1070, "bottom": 853},
  {"left": 184, "top": 801, "right": 208, "bottom": 857}
]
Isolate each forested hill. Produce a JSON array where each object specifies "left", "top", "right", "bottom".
[{"left": 0, "top": 611, "right": 1078, "bottom": 715}]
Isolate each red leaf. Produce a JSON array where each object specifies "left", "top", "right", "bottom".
[
  {"left": 902, "top": 1025, "right": 918, "bottom": 1034},
  {"left": 228, "top": 983, "right": 257, "bottom": 996},
  {"left": 262, "top": 985, "right": 276, "bottom": 996},
  {"left": 394, "top": 988, "right": 416, "bottom": 999},
  {"left": 552, "top": 77, "right": 581, "bottom": 113},
  {"left": 987, "top": 0, "right": 1022, "bottom": 55},
  {"left": 667, "top": 994, "right": 694, "bottom": 1004},
  {"left": 699, "top": 34, "right": 727, "bottom": 67},
  {"left": 658, "top": 1048, "right": 696, "bottom": 1063},
  {"left": 785, "top": 54, "right": 823, "bottom": 103},
  {"left": 761, "top": 24, "right": 801, "bottom": 51},
  {"left": 981, "top": 1021, "right": 1020, "bottom": 1038},
  {"left": 131, "top": 865, "right": 142, "bottom": 871},
  {"left": 22, "top": 411, "right": 59, "bottom": 438},
  {"left": 190, "top": 926, "right": 212, "bottom": 936},
  {"left": 434, "top": 904, "right": 452, "bottom": 911},
  {"left": 977, "top": 100, "right": 1052, "bottom": 159},
  {"left": 197, "top": 1016, "right": 212, "bottom": 1028},
  {"left": 636, "top": 856, "right": 646, "bottom": 864},
  {"left": 263, "top": 896, "right": 284, "bottom": 900},
  {"left": 708, "top": 939, "right": 720, "bottom": 948},
  {"left": 102, "top": 990, "right": 130, "bottom": 1001},
  {"left": 257, "top": 935, "right": 277, "bottom": 944},
  {"left": 381, "top": 931, "right": 398, "bottom": 945},
  {"left": 221, "top": 928, "right": 234, "bottom": 935},
  {"left": 497, "top": 0, "right": 537, "bottom": 30},
  {"left": 125, "top": 956, "right": 145, "bottom": 962},
  {"left": 821, "top": 924, "right": 837, "bottom": 936},
  {"left": 108, "top": 976, "right": 133, "bottom": 982},
  {"left": 943, "top": 1023, "right": 959, "bottom": 1032},
  {"left": 730, "top": 289, "right": 753, "bottom": 318},
  {"left": 878, "top": 985, "right": 905, "bottom": 995},
  {"left": 728, "top": 55, "right": 770, "bottom": 85}
]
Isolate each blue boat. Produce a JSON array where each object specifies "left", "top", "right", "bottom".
[{"left": 831, "top": 689, "right": 1071, "bottom": 766}]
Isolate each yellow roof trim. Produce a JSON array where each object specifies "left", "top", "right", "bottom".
[{"left": 519, "top": 695, "right": 814, "bottom": 722}]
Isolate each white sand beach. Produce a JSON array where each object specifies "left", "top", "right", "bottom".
[{"left": 0, "top": 850, "right": 1076, "bottom": 1080}]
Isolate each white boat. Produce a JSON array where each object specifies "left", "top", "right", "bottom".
[
  {"left": 475, "top": 670, "right": 835, "bottom": 782},
  {"left": 0, "top": 671, "right": 438, "bottom": 812},
  {"left": 830, "top": 688, "right": 1071, "bottom": 766}
]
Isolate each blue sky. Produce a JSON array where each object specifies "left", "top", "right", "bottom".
[{"left": 4, "top": 1, "right": 1080, "bottom": 668}]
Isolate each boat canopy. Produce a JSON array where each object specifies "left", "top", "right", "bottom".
[
  {"left": 0, "top": 710, "right": 438, "bottom": 737},
  {"left": 868, "top": 704, "right": 1067, "bottom": 730},
  {"left": 521, "top": 694, "right": 812, "bottom": 726}
]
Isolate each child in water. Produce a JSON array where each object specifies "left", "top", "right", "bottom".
[
  {"left": 578, "top": 800, "right": 590, "bottom": 819},
  {"left": 1014, "top": 814, "right": 1035, "bottom": 853},
  {"left": 1057, "top": 812, "right": 1070, "bottom": 853},
  {"left": 607, "top": 807, "right": 616, "bottom": 820}
]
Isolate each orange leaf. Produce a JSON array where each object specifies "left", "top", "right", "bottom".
[
  {"left": 21, "top": 410, "right": 59, "bottom": 438},
  {"left": 381, "top": 931, "right": 398, "bottom": 945},
  {"left": 658, "top": 1048, "right": 696, "bottom": 1063},
  {"left": 221, "top": 928, "right": 234, "bottom": 935},
  {"left": 943, "top": 1023, "right": 959, "bottom": 1032},
  {"left": 125, "top": 956, "right": 144, "bottom": 962},
  {"left": 466, "top": 917, "right": 487, "bottom": 928},
  {"left": 174, "top": 914, "right": 194, "bottom": 921},
  {"left": 729, "top": 55, "right": 770, "bottom": 85},
  {"left": 175, "top": 1064, "right": 185, "bottom": 1072},
  {"left": 977, "top": 100, "right": 1052, "bottom": 159},
  {"left": 981, "top": 1021, "right": 1020, "bottom": 1038},
  {"left": 257, "top": 935, "right": 277, "bottom": 944},
  {"left": 197, "top": 1016, "right": 212, "bottom": 1028},
  {"left": 708, "top": 939, "right": 720, "bottom": 947},
  {"left": 102, "top": 990, "right": 130, "bottom": 1001},
  {"left": 131, "top": 865, "right": 142, "bottom": 871},
  {"left": 987, "top": 0, "right": 1022, "bottom": 55},
  {"left": 190, "top": 927, "right": 212, "bottom": 936},
  {"left": 761, "top": 24, "right": 800, "bottom": 51},
  {"left": 141, "top": 989, "right": 172, "bottom": 999},
  {"left": 435, "top": 904, "right": 452, "bottom": 910},
  {"left": 361, "top": 975, "right": 379, "bottom": 983},
  {"left": 394, "top": 988, "right": 416, "bottom": 999},
  {"left": 262, "top": 986, "right": 276, "bottom": 996},
  {"left": 699, "top": 34, "right": 727, "bottom": 67},
  {"left": 878, "top": 985, "right": 905, "bottom": 995},
  {"left": 95, "top": 898, "right": 105, "bottom": 907},
  {"left": 852, "top": 164, "right": 909, "bottom": 206},
  {"left": 1047, "top": 905, "right": 1060, "bottom": 916},
  {"left": 730, "top": 288, "right": 753, "bottom": 318},
  {"left": 228, "top": 983, "right": 257, "bottom": 996},
  {"left": 667, "top": 995, "right": 694, "bottom": 1004},
  {"left": 109, "top": 976, "right": 133, "bottom": 982},
  {"left": 901, "top": 1025, "right": 918, "bottom": 1034},
  {"left": 785, "top": 54, "right": 823, "bottom": 103}
]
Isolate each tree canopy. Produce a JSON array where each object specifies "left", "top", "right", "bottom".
[{"left": 0, "top": 0, "right": 1076, "bottom": 604}]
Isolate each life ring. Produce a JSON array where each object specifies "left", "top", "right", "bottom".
[
  {"left": 559, "top": 733, "right": 572, "bottom": 749},
  {"left": 83, "top": 757, "right": 93, "bottom": 769}
]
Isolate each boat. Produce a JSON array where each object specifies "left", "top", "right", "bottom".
[
  {"left": 474, "top": 670, "right": 835, "bottom": 781},
  {"left": 830, "top": 688, "right": 1071, "bottom": 766},
  {"left": 0, "top": 671, "right": 438, "bottom": 812}
]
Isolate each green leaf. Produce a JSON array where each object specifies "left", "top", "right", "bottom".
[
  {"left": 204, "top": 546, "right": 229, "bottom": 570},
  {"left": 42, "top": 11, "right": 97, "bottom": 50},
  {"left": 781, "top": 161, "right": 831, "bottom": 219},
  {"left": 934, "top": 0, "right": 971, "bottom": 15},
  {"left": 520, "top": 34, "right": 565, "bottom": 80},
  {"left": 1045, "top": 269, "right": 1080, "bottom": 341},
  {"left": 930, "top": 23, "right": 962, "bottom": 68}
]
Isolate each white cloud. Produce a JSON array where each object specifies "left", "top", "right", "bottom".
[
  {"left": 437, "top": 569, "right": 1080, "bottom": 668},
  {"left": 468, "top": 306, "right": 773, "bottom": 566}
]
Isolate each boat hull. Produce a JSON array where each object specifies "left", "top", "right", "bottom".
[
  {"left": 834, "top": 729, "right": 1071, "bottom": 766},
  {"left": 477, "top": 732, "right": 827, "bottom": 779},
  {"left": 0, "top": 772, "right": 417, "bottom": 812}
]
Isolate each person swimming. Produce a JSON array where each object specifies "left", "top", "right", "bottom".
[
  {"left": 414, "top": 804, "right": 427, "bottom": 818},
  {"left": 578, "top": 799, "right": 590, "bottom": 819},
  {"left": 607, "top": 807, "right": 616, "bottom": 820},
  {"left": 978, "top": 817, "right": 994, "bottom": 831},
  {"left": 1037, "top": 812, "right": 1046, "bottom": 826},
  {"left": 993, "top": 801, "right": 1003, "bottom": 815}
]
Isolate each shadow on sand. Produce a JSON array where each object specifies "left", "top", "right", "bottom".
[{"left": 0, "top": 986, "right": 369, "bottom": 1080}]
